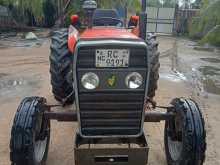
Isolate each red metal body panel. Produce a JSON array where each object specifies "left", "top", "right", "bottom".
[
  {"left": 132, "top": 26, "right": 140, "bottom": 37},
  {"left": 80, "top": 28, "right": 140, "bottom": 40},
  {"left": 68, "top": 25, "right": 79, "bottom": 53},
  {"left": 130, "top": 16, "right": 140, "bottom": 37},
  {"left": 68, "top": 27, "right": 141, "bottom": 53}
]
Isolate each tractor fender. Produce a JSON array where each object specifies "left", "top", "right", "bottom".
[
  {"left": 131, "top": 26, "right": 140, "bottom": 37},
  {"left": 68, "top": 25, "right": 79, "bottom": 53}
]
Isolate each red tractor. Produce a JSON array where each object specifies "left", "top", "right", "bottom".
[{"left": 10, "top": 1, "right": 206, "bottom": 165}]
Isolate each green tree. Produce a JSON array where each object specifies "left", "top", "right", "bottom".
[
  {"left": 162, "top": 0, "right": 177, "bottom": 7},
  {"left": 0, "top": 0, "right": 14, "bottom": 6},
  {"left": 14, "top": 0, "right": 44, "bottom": 18},
  {"left": 96, "top": 0, "right": 141, "bottom": 12},
  {"left": 43, "top": 0, "right": 55, "bottom": 27},
  {"left": 147, "top": 0, "right": 161, "bottom": 7},
  {"left": 64, "top": 0, "right": 82, "bottom": 26},
  {"left": 189, "top": 0, "right": 220, "bottom": 46},
  {"left": 191, "top": 0, "right": 202, "bottom": 8}
]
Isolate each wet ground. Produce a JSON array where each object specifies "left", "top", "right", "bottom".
[
  {"left": 174, "top": 38, "right": 220, "bottom": 165},
  {"left": 0, "top": 33, "right": 220, "bottom": 165}
]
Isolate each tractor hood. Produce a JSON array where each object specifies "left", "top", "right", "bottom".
[
  {"left": 80, "top": 28, "right": 140, "bottom": 41},
  {"left": 67, "top": 26, "right": 142, "bottom": 53}
]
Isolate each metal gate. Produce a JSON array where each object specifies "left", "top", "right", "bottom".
[{"left": 147, "top": 7, "right": 177, "bottom": 34}]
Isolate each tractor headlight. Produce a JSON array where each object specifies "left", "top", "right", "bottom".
[
  {"left": 81, "top": 72, "right": 99, "bottom": 90},
  {"left": 125, "top": 72, "right": 143, "bottom": 89}
]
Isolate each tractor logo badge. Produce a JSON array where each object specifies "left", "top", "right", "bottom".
[{"left": 107, "top": 75, "right": 116, "bottom": 87}]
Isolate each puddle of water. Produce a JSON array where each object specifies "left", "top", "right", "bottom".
[
  {"left": 199, "top": 66, "right": 220, "bottom": 76},
  {"left": 173, "top": 38, "right": 220, "bottom": 96},
  {"left": 0, "top": 76, "right": 41, "bottom": 91},
  {"left": 202, "top": 78, "right": 220, "bottom": 95},
  {"left": 160, "top": 71, "right": 187, "bottom": 82},
  {"left": 200, "top": 58, "right": 220, "bottom": 63},
  {"left": 0, "top": 73, "right": 8, "bottom": 78},
  {"left": 0, "top": 43, "right": 9, "bottom": 49},
  {"left": 0, "top": 78, "right": 28, "bottom": 90},
  {"left": 198, "top": 66, "right": 220, "bottom": 95},
  {"left": 0, "top": 76, "right": 42, "bottom": 101},
  {"left": 0, "top": 38, "right": 48, "bottom": 49}
]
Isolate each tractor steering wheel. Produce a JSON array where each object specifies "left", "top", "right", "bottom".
[{"left": 93, "top": 17, "right": 124, "bottom": 27}]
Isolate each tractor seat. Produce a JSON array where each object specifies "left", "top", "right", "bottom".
[{"left": 92, "top": 9, "right": 123, "bottom": 27}]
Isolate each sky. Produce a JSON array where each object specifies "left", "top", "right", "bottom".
[
  {"left": 178, "top": 0, "right": 196, "bottom": 6},
  {"left": 157, "top": 0, "right": 196, "bottom": 6}
]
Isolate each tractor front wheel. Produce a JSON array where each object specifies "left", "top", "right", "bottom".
[
  {"left": 164, "top": 98, "right": 206, "bottom": 165},
  {"left": 10, "top": 97, "right": 50, "bottom": 165}
]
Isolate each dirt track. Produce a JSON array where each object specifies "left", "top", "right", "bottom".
[{"left": 0, "top": 34, "right": 220, "bottom": 165}]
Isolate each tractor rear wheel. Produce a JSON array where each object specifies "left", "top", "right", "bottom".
[
  {"left": 147, "top": 33, "right": 160, "bottom": 99},
  {"left": 50, "top": 29, "right": 74, "bottom": 103},
  {"left": 164, "top": 98, "right": 206, "bottom": 165},
  {"left": 10, "top": 97, "right": 50, "bottom": 165}
]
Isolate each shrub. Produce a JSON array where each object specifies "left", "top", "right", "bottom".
[
  {"left": 200, "top": 25, "right": 220, "bottom": 46},
  {"left": 189, "top": 0, "right": 220, "bottom": 46}
]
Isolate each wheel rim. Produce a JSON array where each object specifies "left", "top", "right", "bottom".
[
  {"left": 167, "top": 136, "right": 183, "bottom": 161},
  {"left": 167, "top": 113, "right": 183, "bottom": 161},
  {"left": 34, "top": 137, "right": 48, "bottom": 163}
]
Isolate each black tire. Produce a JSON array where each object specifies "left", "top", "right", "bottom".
[
  {"left": 146, "top": 33, "right": 160, "bottom": 98},
  {"left": 50, "top": 28, "right": 74, "bottom": 103},
  {"left": 10, "top": 97, "right": 50, "bottom": 165},
  {"left": 165, "top": 98, "right": 206, "bottom": 165}
]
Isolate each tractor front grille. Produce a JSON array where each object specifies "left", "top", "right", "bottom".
[
  {"left": 79, "top": 92, "right": 144, "bottom": 136},
  {"left": 75, "top": 41, "right": 148, "bottom": 137}
]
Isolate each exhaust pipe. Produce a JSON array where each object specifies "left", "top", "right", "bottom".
[{"left": 139, "top": 0, "right": 147, "bottom": 40}]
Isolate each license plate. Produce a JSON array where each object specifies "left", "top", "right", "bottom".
[{"left": 96, "top": 49, "right": 130, "bottom": 67}]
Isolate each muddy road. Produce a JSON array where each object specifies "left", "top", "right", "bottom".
[{"left": 0, "top": 34, "right": 220, "bottom": 165}]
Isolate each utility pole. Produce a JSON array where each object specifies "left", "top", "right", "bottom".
[{"left": 124, "top": 1, "right": 128, "bottom": 27}]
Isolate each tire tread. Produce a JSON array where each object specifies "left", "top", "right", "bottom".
[
  {"left": 10, "top": 97, "right": 49, "bottom": 165},
  {"left": 50, "top": 29, "right": 74, "bottom": 103},
  {"left": 147, "top": 33, "right": 160, "bottom": 98}
]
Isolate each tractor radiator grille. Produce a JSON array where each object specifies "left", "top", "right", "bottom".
[
  {"left": 76, "top": 44, "right": 148, "bottom": 137},
  {"left": 79, "top": 92, "right": 145, "bottom": 136}
]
